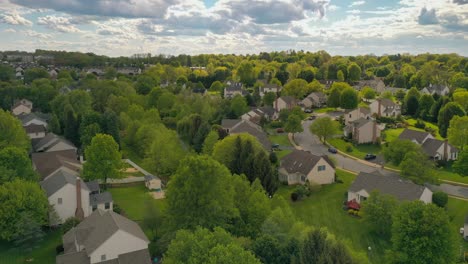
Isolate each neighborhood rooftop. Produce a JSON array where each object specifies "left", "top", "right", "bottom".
[{"left": 281, "top": 149, "right": 334, "bottom": 175}]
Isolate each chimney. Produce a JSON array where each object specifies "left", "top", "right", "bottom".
[
  {"left": 372, "top": 121, "right": 377, "bottom": 143},
  {"left": 443, "top": 139, "right": 448, "bottom": 161},
  {"left": 377, "top": 99, "right": 381, "bottom": 117},
  {"left": 75, "top": 177, "right": 85, "bottom": 220}
]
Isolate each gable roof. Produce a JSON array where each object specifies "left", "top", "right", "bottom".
[
  {"left": 377, "top": 98, "right": 397, "bottom": 107},
  {"left": 63, "top": 209, "right": 149, "bottom": 256},
  {"left": 279, "top": 96, "right": 297, "bottom": 105},
  {"left": 23, "top": 124, "right": 46, "bottom": 134},
  {"left": 40, "top": 169, "right": 89, "bottom": 197},
  {"left": 398, "top": 129, "right": 431, "bottom": 144},
  {"left": 307, "top": 92, "right": 326, "bottom": 100},
  {"left": 281, "top": 149, "right": 334, "bottom": 175},
  {"left": 57, "top": 243, "right": 150, "bottom": 264},
  {"left": 229, "top": 119, "right": 271, "bottom": 149},
  {"left": 349, "top": 171, "right": 427, "bottom": 202},
  {"left": 144, "top": 174, "right": 159, "bottom": 182},
  {"left": 90, "top": 192, "right": 113, "bottom": 206},
  {"left": 33, "top": 133, "right": 76, "bottom": 152},
  {"left": 351, "top": 117, "right": 373, "bottom": 129},
  {"left": 86, "top": 180, "right": 100, "bottom": 193},
  {"left": 421, "top": 138, "right": 458, "bottom": 157},
  {"left": 11, "top": 99, "right": 32, "bottom": 110},
  {"left": 17, "top": 112, "right": 47, "bottom": 125},
  {"left": 31, "top": 150, "right": 81, "bottom": 180}
]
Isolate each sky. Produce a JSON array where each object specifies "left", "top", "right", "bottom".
[{"left": 0, "top": 0, "right": 467, "bottom": 57}]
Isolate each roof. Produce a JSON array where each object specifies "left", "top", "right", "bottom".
[
  {"left": 56, "top": 247, "right": 151, "bottom": 264},
  {"left": 348, "top": 171, "right": 427, "bottom": 202},
  {"left": 56, "top": 251, "right": 90, "bottom": 264},
  {"left": 221, "top": 119, "right": 242, "bottom": 129},
  {"left": 398, "top": 129, "right": 431, "bottom": 144},
  {"left": 280, "top": 149, "right": 334, "bottom": 175},
  {"left": 62, "top": 209, "right": 149, "bottom": 256},
  {"left": 86, "top": 180, "right": 100, "bottom": 193},
  {"left": 421, "top": 138, "right": 458, "bottom": 157},
  {"left": 31, "top": 150, "right": 81, "bottom": 180},
  {"left": 17, "top": 112, "right": 47, "bottom": 125},
  {"left": 33, "top": 133, "right": 76, "bottom": 152},
  {"left": 307, "top": 92, "right": 326, "bottom": 100},
  {"left": 90, "top": 192, "right": 113, "bottom": 206},
  {"left": 40, "top": 169, "right": 89, "bottom": 197},
  {"left": 279, "top": 96, "right": 297, "bottom": 105},
  {"left": 23, "top": 124, "right": 46, "bottom": 134},
  {"left": 351, "top": 118, "right": 373, "bottom": 129},
  {"left": 144, "top": 174, "right": 159, "bottom": 181},
  {"left": 113, "top": 249, "right": 152, "bottom": 264},
  {"left": 11, "top": 99, "right": 32, "bottom": 110},
  {"left": 377, "top": 98, "right": 397, "bottom": 107},
  {"left": 228, "top": 119, "right": 271, "bottom": 150}
]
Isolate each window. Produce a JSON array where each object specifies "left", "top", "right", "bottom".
[
  {"left": 57, "top": 198, "right": 62, "bottom": 205},
  {"left": 101, "top": 255, "right": 106, "bottom": 261},
  {"left": 300, "top": 176, "right": 306, "bottom": 182},
  {"left": 318, "top": 165, "right": 326, "bottom": 172},
  {"left": 92, "top": 205, "right": 97, "bottom": 211},
  {"left": 105, "top": 202, "right": 110, "bottom": 210},
  {"left": 349, "top": 114, "right": 351, "bottom": 118}
]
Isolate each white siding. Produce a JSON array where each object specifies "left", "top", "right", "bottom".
[
  {"left": 28, "top": 131, "right": 46, "bottom": 139},
  {"left": 12, "top": 105, "right": 31, "bottom": 115},
  {"left": 48, "top": 184, "right": 90, "bottom": 225},
  {"left": 306, "top": 158, "right": 335, "bottom": 185},
  {"left": 419, "top": 188, "right": 433, "bottom": 204},
  {"left": 347, "top": 189, "right": 370, "bottom": 204},
  {"left": 89, "top": 230, "right": 148, "bottom": 264}
]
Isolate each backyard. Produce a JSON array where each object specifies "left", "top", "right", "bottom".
[
  {"left": 268, "top": 133, "right": 293, "bottom": 159},
  {"left": 327, "top": 138, "right": 381, "bottom": 160}
]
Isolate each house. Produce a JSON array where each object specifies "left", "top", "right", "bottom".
[
  {"left": 33, "top": 133, "right": 77, "bottom": 153},
  {"left": 344, "top": 118, "right": 382, "bottom": 144},
  {"left": 241, "top": 106, "right": 277, "bottom": 124},
  {"left": 17, "top": 112, "right": 49, "bottom": 127},
  {"left": 274, "top": 96, "right": 298, "bottom": 112},
  {"left": 259, "top": 83, "right": 282, "bottom": 97},
  {"left": 41, "top": 169, "right": 113, "bottom": 225},
  {"left": 344, "top": 107, "right": 371, "bottom": 124},
  {"left": 279, "top": 150, "right": 335, "bottom": 185},
  {"left": 398, "top": 129, "right": 459, "bottom": 161},
  {"left": 221, "top": 119, "right": 271, "bottom": 150},
  {"left": 144, "top": 174, "right": 162, "bottom": 191},
  {"left": 49, "top": 69, "right": 58, "bottom": 79},
  {"left": 369, "top": 98, "right": 401, "bottom": 117},
  {"left": 32, "top": 149, "right": 82, "bottom": 180},
  {"left": 301, "top": 92, "right": 327, "bottom": 108},
  {"left": 354, "top": 78, "right": 385, "bottom": 93},
  {"left": 56, "top": 209, "right": 151, "bottom": 264},
  {"left": 24, "top": 124, "right": 46, "bottom": 139},
  {"left": 348, "top": 171, "right": 433, "bottom": 204},
  {"left": 421, "top": 84, "right": 450, "bottom": 96},
  {"left": 11, "top": 99, "right": 33, "bottom": 115},
  {"left": 224, "top": 82, "right": 246, "bottom": 99}
]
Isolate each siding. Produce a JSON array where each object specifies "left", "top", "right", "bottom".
[
  {"left": 306, "top": 158, "right": 335, "bottom": 185},
  {"left": 89, "top": 230, "right": 148, "bottom": 264},
  {"left": 48, "top": 184, "right": 90, "bottom": 225}
]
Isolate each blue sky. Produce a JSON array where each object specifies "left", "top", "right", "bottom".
[{"left": 0, "top": 0, "right": 467, "bottom": 57}]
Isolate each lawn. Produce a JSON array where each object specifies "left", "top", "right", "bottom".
[
  {"left": 446, "top": 198, "right": 468, "bottom": 255},
  {"left": 383, "top": 128, "right": 404, "bottom": 143},
  {"left": 0, "top": 229, "right": 62, "bottom": 264},
  {"left": 315, "top": 107, "right": 337, "bottom": 113},
  {"left": 268, "top": 133, "right": 294, "bottom": 159},
  {"left": 274, "top": 169, "right": 387, "bottom": 264},
  {"left": 328, "top": 138, "right": 381, "bottom": 160}
]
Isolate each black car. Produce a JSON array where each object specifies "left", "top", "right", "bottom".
[
  {"left": 328, "top": 147, "right": 337, "bottom": 154},
  {"left": 364, "top": 154, "right": 377, "bottom": 160}
]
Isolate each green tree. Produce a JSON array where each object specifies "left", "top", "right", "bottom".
[
  {"left": 209, "top": 80, "right": 224, "bottom": 92},
  {"left": 263, "top": 92, "right": 276, "bottom": 106},
  {"left": 361, "top": 191, "right": 398, "bottom": 238},
  {"left": 418, "top": 94, "right": 435, "bottom": 120},
  {"left": 230, "top": 94, "right": 249, "bottom": 118},
  {"left": 347, "top": 62, "right": 361, "bottom": 82},
  {"left": 142, "top": 199, "right": 162, "bottom": 239},
  {"left": 0, "top": 179, "right": 48, "bottom": 241},
  {"left": 0, "top": 65, "right": 14, "bottom": 81},
  {"left": 202, "top": 130, "right": 219, "bottom": 155},
  {"left": 63, "top": 107, "right": 80, "bottom": 146},
  {"left": 24, "top": 68, "right": 49, "bottom": 84},
  {"left": 237, "top": 61, "right": 256, "bottom": 86},
  {"left": 282, "top": 79, "right": 308, "bottom": 99},
  {"left": 0, "top": 147, "right": 37, "bottom": 184},
  {"left": 102, "top": 111, "right": 120, "bottom": 146},
  {"left": 405, "top": 94, "right": 419, "bottom": 116},
  {"left": 432, "top": 191, "right": 448, "bottom": 208},
  {"left": 453, "top": 89, "right": 468, "bottom": 111},
  {"left": 11, "top": 212, "right": 45, "bottom": 252},
  {"left": 360, "top": 86, "right": 376, "bottom": 100},
  {"left": 390, "top": 201, "right": 454, "bottom": 264},
  {"left": 284, "top": 114, "right": 303, "bottom": 138},
  {"left": 430, "top": 96, "right": 449, "bottom": 123},
  {"left": 48, "top": 114, "right": 61, "bottom": 134},
  {"left": 61, "top": 217, "right": 80, "bottom": 234},
  {"left": 327, "top": 87, "right": 341, "bottom": 108},
  {"left": 383, "top": 139, "right": 420, "bottom": 166},
  {"left": 400, "top": 151, "right": 435, "bottom": 184},
  {"left": 0, "top": 109, "right": 30, "bottom": 151},
  {"left": 340, "top": 87, "right": 359, "bottom": 109},
  {"left": 337, "top": 70, "right": 345, "bottom": 81},
  {"left": 301, "top": 228, "right": 354, "bottom": 264},
  {"left": 438, "top": 102, "right": 465, "bottom": 137},
  {"left": 448, "top": 115, "right": 468, "bottom": 150},
  {"left": 309, "top": 117, "right": 339, "bottom": 142},
  {"left": 135, "top": 75, "right": 156, "bottom": 95},
  {"left": 298, "top": 69, "right": 315, "bottom": 83},
  {"left": 83, "top": 134, "right": 122, "bottom": 185},
  {"left": 80, "top": 123, "right": 101, "bottom": 149},
  {"left": 177, "top": 114, "right": 209, "bottom": 152},
  {"left": 453, "top": 149, "right": 468, "bottom": 176},
  {"left": 253, "top": 235, "right": 289, "bottom": 264}
]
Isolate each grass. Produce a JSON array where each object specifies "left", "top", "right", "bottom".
[
  {"left": 446, "top": 198, "right": 468, "bottom": 255},
  {"left": 274, "top": 169, "right": 387, "bottom": 264},
  {"left": 328, "top": 138, "right": 381, "bottom": 159},
  {"left": 0, "top": 229, "right": 62, "bottom": 264},
  {"left": 268, "top": 134, "right": 291, "bottom": 146},
  {"left": 315, "top": 107, "right": 337, "bottom": 114}
]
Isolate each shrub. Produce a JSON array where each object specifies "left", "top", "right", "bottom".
[
  {"left": 113, "top": 203, "right": 122, "bottom": 214},
  {"left": 270, "top": 121, "right": 283, "bottom": 128},
  {"left": 61, "top": 217, "right": 80, "bottom": 234},
  {"left": 291, "top": 192, "right": 299, "bottom": 201},
  {"left": 432, "top": 191, "right": 448, "bottom": 208},
  {"left": 415, "top": 119, "right": 426, "bottom": 129},
  {"left": 347, "top": 209, "right": 355, "bottom": 215},
  {"left": 269, "top": 152, "right": 278, "bottom": 164},
  {"left": 55, "top": 244, "right": 64, "bottom": 255},
  {"left": 295, "top": 184, "right": 311, "bottom": 199},
  {"left": 345, "top": 143, "right": 353, "bottom": 152}
]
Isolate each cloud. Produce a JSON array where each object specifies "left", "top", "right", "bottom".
[
  {"left": 3, "top": 28, "right": 16, "bottom": 33},
  {"left": 453, "top": 0, "right": 467, "bottom": 4},
  {"left": 1, "top": 12, "right": 32, "bottom": 26},
  {"left": 349, "top": 1, "right": 365, "bottom": 8},
  {"left": 23, "top": 29, "right": 52, "bottom": 39},
  {"left": 37, "top": 15, "right": 81, "bottom": 33},
  {"left": 418, "top": 7, "right": 438, "bottom": 25}
]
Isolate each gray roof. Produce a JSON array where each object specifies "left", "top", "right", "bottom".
[
  {"left": 114, "top": 249, "right": 152, "bottom": 264},
  {"left": 57, "top": 247, "right": 151, "bottom": 264},
  {"left": 308, "top": 92, "right": 326, "bottom": 100},
  {"left": 351, "top": 118, "right": 372, "bottom": 129},
  {"left": 349, "top": 171, "right": 427, "bottom": 202},
  {"left": 221, "top": 119, "right": 242, "bottom": 129},
  {"left": 63, "top": 209, "right": 149, "bottom": 256},
  {"left": 144, "top": 174, "right": 159, "bottom": 181},
  {"left": 17, "top": 112, "right": 47, "bottom": 125},
  {"left": 23, "top": 124, "right": 46, "bottom": 134},
  {"left": 279, "top": 96, "right": 297, "bottom": 105},
  {"left": 32, "top": 150, "right": 81, "bottom": 180},
  {"left": 56, "top": 251, "right": 90, "bottom": 264},
  {"left": 398, "top": 129, "right": 431, "bottom": 144},
  {"left": 86, "top": 180, "right": 100, "bottom": 193},
  {"left": 281, "top": 149, "right": 334, "bottom": 175},
  {"left": 377, "top": 98, "right": 397, "bottom": 107},
  {"left": 422, "top": 138, "right": 458, "bottom": 157},
  {"left": 228, "top": 119, "right": 271, "bottom": 150},
  {"left": 40, "top": 169, "right": 89, "bottom": 197},
  {"left": 90, "top": 192, "right": 113, "bottom": 206},
  {"left": 33, "top": 132, "right": 76, "bottom": 152}
]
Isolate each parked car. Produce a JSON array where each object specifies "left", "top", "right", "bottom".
[
  {"left": 272, "top": 143, "right": 280, "bottom": 149},
  {"left": 276, "top": 128, "right": 284, "bottom": 133},
  {"left": 308, "top": 115, "right": 317, "bottom": 120},
  {"left": 364, "top": 153, "right": 377, "bottom": 160},
  {"left": 328, "top": 147, "right": 337, "bottom": 154},
  {"left": 304, "top": 109, "right": 313, "bottom": 113}
]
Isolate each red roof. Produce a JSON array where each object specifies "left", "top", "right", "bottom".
[{"left": 347, "top": 199, "right": 361, "bottom": 210}]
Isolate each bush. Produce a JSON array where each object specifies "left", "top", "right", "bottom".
[
  {"left": 347, "top": 209, "right": 355, "bottom": 215},
  {"left": 113, "top": 203, "right": 122, "bottom": 214},
  {"left": 270, "top": 121, "right": 283, "bottom": 128},
  {"left": 415, "top": 119, "right": 426, "bottom": 129},
  {"left": 61, "top": 217, "right": 80, "bottom": 234},
  {"left": 269, "top": 152, "right": 278, "bottom": 164},
  {"left": 345, "top": 143, "right": 353, "bottom": 152},
  {"left": 291, "top": 192, "right": 299, "bottom": 201},
  {"left": 295, "top": 184, "right": 311, "bottom": 199},
  {"left": 425, "top": 126, "right": 437, "bottom": 136},
  {"left": 432, "top": 191, "right": 448, "bottom": 208}
]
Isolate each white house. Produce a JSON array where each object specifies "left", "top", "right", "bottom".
[
  {"left": 17, "top": 112, "right": 48, "bottom": 127},
  {"left": 274, "top": 96, "right": 298, "bottom": 112},
  {"left": 348, "top": 171, "right": 433, "bottom": 204},
  {"left": 56, "top": 210, "right": 151, "bottom": 264},
  {"left": 421, "top": 84, "right": 450, "bottom": 96},
  {"left": 224, "top": 82, "right": 246, "bottom": 99},
  {"left": 369, "top": 98, "right": 401, "bottom": 117},
  {"left": 344, "top": 107, "right": 371, "bottom": 124},
  {"left": 144, "top": 174, "right": 162, "bottom": 191},
  {"left": 279, "top": 150, "right": 335, "bottom": 185},
  {"left": 398, "top": 129, "right": 459, "bottom": 161},
  {"left": 301, "top": 92, "right": 327, "bottom": 108},
  {"left": 11, "top": 99, "right": 33, "bottom": 116},
  {"left": 259, "top": 83, "right": 282, "bottom": 97},
  {"left": 344, "top": 118, "right": 383, "bottom": 144}
]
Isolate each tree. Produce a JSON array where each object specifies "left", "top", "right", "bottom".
[
  {"left": 395, "top": 90, "right": 406, "bottom": 102},
  {"left": 0, "top": 179, "right": 48, "bottom": 241},
  {"left": 361, "top": 86, "right": 376, "bottom": 101},
  {"left": 48, "top": 114, "right": 61, "bottom": 134},
  {"left": 340, "top": 88, "right": 359, "bottom": 109},
  {"left": 237, "top": 61, "right": 256, "bottom": 86},
  {"left": 0, "top": 147, "right": 37, "bottom": 184},
  {"left": 253, "top": 235, "right": 289, "bottom": 264},
  {"left": 300, "top": 228, "right": 354, "bottom": 264},
  {"left": 166, "top": 156, "right": 238, "bottom": 230},
  {"left": 135, "top": 75, "right": 156, "bottom": 95},
  {"left": 418, "top": 94, "right": 435, "bottom": 120},
  {"left": 0, "top": 109, "right": 30, "bottom": 151},
  {"left": 347, "top": 62, "right": 361, "bottom": 82},
  {"left": 263, "top": 92, "right": 276, "bottom": 106},
  {"left": 142, "top": 199, "right": 162, "bottom": 239},
  {"left": 337, "top": 70, "right": 345, "bottom": 81},
  {"left": 63, "top": 107, "right": 80, "bottom": 146},
  {"left": 83, "top": 134, "right": 122, "bottom": 185},
  {"left": 400, "top": 151, "right": 435, "bottom": 184},
  {"left": 453, "top": 89, "right": 468, "bottom": 112},
  {"left": 230, "top": 94, "right": 249, "bottom": 118},
  {"left": 390, "top": 201, "right": 454, "bottom": 264},
  {"left": 0, "top": 65, "right": 14, "bottom": 81},
  {"left": 177, "top": 114, "right": 209, "bottom": 152},
  {"left": 61, "top": 217, "right": 80, "bottom": 234},
  {"left": 102, "top": 111, "right": 120, "bottom": 146},
  {"left": 284, "top": 114, "right": 303, "bottom": 138},
  {"left": 298, "top": 69, "right": 315, "bottom": 83},
  {"left": 309, "top": 117, "right": 339, "bottom": 142},
  {"left": 327, "top": 87, "right": 341, "bottom": 108},
  {"left": 282, "top": 79, "right": 308, "bottom": 99},
  {"left": 430, "top": 96, "right": 449, "bottom": 122},
  {"left": 11, "top": 212, "right": 45, "bottom": 252},
  {"left": 405, "top": 94, "right": 419, "bottom": 116},
  {"left": 383, "top": 139, "right": 420, "bottom": 166},
  {"left": 164, "top": 227, "right": 260, "bottom": 264},
  {"left": 361, "top": 191, "right": 398, "bottom": 238},
  {"left": 202, "top": 130, "right": 219, "bottom": 155},
  {"left": 438, "top": 102, "right": 465, "bottom": 137},
  {"left": 448, "top": 115, "right": 468, "bottom": 150},
  {"left": 209, "top": 80, "right": 224, "bottom": 92},
  {"left": 24, "top": 68, "right": 49, "bottom": 84},
  {"left": 453, "top": 149, "right": 468, "bottom": 176},
  {"left": 432, "top": 191, "right": 448, "bottom": 208},
  {"left": 80, "top": 123, "right": 101, "bottom": 149}
]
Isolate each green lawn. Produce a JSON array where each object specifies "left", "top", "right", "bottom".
[
  {"left": 328, "top": 138, "right": 381, "bottom": 160},
  {"left": 274, "top": 170, "right": 387, "bottom": 264},
  {"left": 0, "top": 229, "right": 62, "bottom": 264},
  {"left": 383, "top": 128, "right": 404, "bottom": 143},
  {"left": 446, "top": 198, "right": 468, "bottom": 255},
  {"left": 315, "top": 107, "right": 337, "bottom": 113},
  {"left": 268, "top": 134, "right": 291, "bottom": 147}
]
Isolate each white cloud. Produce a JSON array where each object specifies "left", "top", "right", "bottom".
[
  {"left": 3, "top": 28, "right": 16, "bottom": 33},
  {"left": 349, "top": 1, "right": 365, "bottom": 8},
  {"left": 37, "top": 15, "right": 82, "bottom": 33},
  {"left": 1, "top": 11, "right": 32, "bottom": 26},
  {"left": 23, "top": 29, "right": 52, "bottom": 39}
]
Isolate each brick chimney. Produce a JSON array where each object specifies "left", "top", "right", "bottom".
[
  {"left": 75, "top": 177, "right": 85, "bottom": 220},
  {"left": 377, "top": 99, "right": 381, "bottom": 117},
  {"left": 443, "top": 139, "right": 449, "bottom": 161},
  {"left": 372, "top": 121, "right": 377, "bottom": 143}
]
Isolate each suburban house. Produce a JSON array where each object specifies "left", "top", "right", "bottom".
[
  {"left": 40, "top": 169, "right": 113, "bottom": 225},
  {"left": 344, "top": 118, "right": 383, "bottom": 144},
  {"left": 279, "top": 150, "right": 335, "bottom": 185},
  {"left": 224, "top": 82, "right": 246, "bottom": 99},
  {"left": 421, "top": 84, "right": 450, "bottom": 96},
  {"left": 221, "top": 119, "right": 271, "bottom": 150},
  {"left": 33, "top": 133, "right": 77, "bottom": 153},
  {"left": 17, "top": 112, "right": 49, "bottom": 127},
  {"left": 274, "top": 96, "right": 298, "bottom": 112},
  {"left": 301, "top": 92, "right": 327, "bottom": 108},
  {"left": 348, "top": 171, "right": 433, "bottom": 205},
  {"left": 353, "top": 78, "right": 385, "bottom": 93},
  {"left": 23, "top": 124, "right": 46, "bottom": 139},
  {"left": 398, "top": 129, "right": 459, "bottom": 160},
  {"left": 11, "top": 98, "right": 33, "bottom": 115},
  {"left": 144, "top": 174, "right": 162, "bottom": 191},
  {"left": 259, "top": 83, "right": 282, "bottom": 97},
  {"left": 56, "top": 209, "right": 151, "bottom": 264},
  {"left": 32, "top": 149, "right": 82, "bottom": 180},
  {"left": 241, "top": 106, "right": 277, "bottom": 124},
  {"left": 369, "top": 98, "right": 401, "bottom": 117},
  {"left": 344, "top": 107, "right": 371, "bottom": 124}
]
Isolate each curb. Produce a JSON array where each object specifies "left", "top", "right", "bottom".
[
  {"left": 440, "top": 179, "right": 468, "bottom": 187},
  {"left": 325, "top": 140, "right": 382, "bottom": 169}
]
